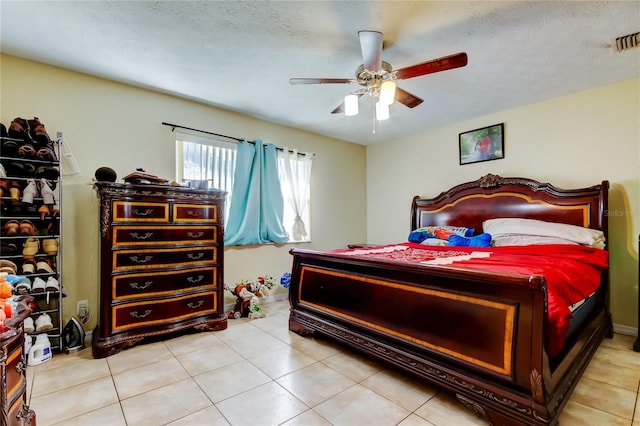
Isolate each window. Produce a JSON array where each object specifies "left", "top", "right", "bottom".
[{"left": 175, "top": 133, "right": 311, "bottom": 243}]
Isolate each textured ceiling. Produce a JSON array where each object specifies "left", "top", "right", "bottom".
[{"left": 1, "top": 1, "right": 639, "bottom": 145}]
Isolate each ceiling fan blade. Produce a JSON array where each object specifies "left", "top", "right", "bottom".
[
  {"left": 394, "top": 52, "right": 468, "bottom": 80},
  {"left": 395, "top": 87, "right": 423, "bottom": 108},
  {"left": 289, "top": 78, "right": 353, "bottom": 85},
  {"left": 331, "top": 93, "right": 364, "bottom": 114},
  {"left": 358, "top": 30, "right": 383, "bottom": 71}
]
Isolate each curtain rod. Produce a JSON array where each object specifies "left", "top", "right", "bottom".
[{"left": 162, "top": 122, "right": 314, "bottom": 156}]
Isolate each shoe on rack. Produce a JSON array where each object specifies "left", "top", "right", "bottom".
[
  {"left": 27, "top": 117, "right": 52, "bottom": 146},
  {"left": 17, "top": 143, "right": 36, "bottom": 158},
  {"left": 42, "top": 239, "right": 58, "bottom": 255},
  {"left": 36, "top": 145, "right": 57, "bottom": 161},
  {"left": 39, "top": 179, "right": 55, "bottom": 205},
  {"left": 35, "top": 313, "right": 53, "bottom": 332},
  {"left": 21, "top": 179, "right": 38, "bottom": 204},
  {"left": 31, "top": 277, "right": 46, "bottom": 293},
  {"left": 45, "top": 276, "right": 59, "bottom": 292},
  {"left": 8, "top": 118, "right": 31, "bottom": 142},
  {"left": 0, "top": 259, "right": 17, "bottom": 275},
  {"left": 9, "top": 181, "right": 21, "bottom": 205},
  {"left": 23, "top": 317, "right": 34, "bottom": 333},
  {"left": 4, "top": 219, "right": 20, "bottom": 236},
  {"left": 22, "top": 238, "right": 40, "bottom": 259},
  {"left": 14, "top": 277, "right": 31, "bottom": 295},
  {"left": 34, "top": 166, "right": 59, "bottom": 181},
  {"left": 36, "top": 258, "right": 54, "bottom": 274},
  {"left": 21, "top": 259, "right": 36, "bottom": 274},
  {"left": 0, "top": 242, "right": 17, "bottom": 255},
  {"left": 19, "top": 220, "right": 36, "bottom": 236}
]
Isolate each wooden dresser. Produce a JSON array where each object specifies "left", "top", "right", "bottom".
[
  {"left": 1, "top": 296, "right": 36, "bottom": 426},
  {"left": 92, "top": 182, "right": 227, "bottom": 358}
]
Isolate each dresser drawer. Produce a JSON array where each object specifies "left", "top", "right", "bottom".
[
  {"left": 112, "top": 291, "right": 217, "bottom": 332},
  {"left": 113, "top": 246, "right": 216, "bottom": 270},
  {"left": 113, "top": 201, "right": 169, "bottom": 223},
  {"left": 113, "top": 225, "right": 217, "bottom": 246},
  {"left": 173, "top": 203, "right": 218, "bottom": 223},
  {"left": 112, "top": 267, "right": 217, "bottom": 300}
]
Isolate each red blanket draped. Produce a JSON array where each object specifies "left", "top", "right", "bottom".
[{"left": 334, "top": 243, "right": 609, "bottom": 356}]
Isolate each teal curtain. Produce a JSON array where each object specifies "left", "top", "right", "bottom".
[{"left": 224, "top": 139, "right": 288, "bottom": 246}]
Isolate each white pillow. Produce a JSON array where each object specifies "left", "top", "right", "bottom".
[
  {"left": 483, "top": 218, "right": 605, "bottom": 249},
  {"left": 492, "top": 235, "right": 579, "bottom": 247}
]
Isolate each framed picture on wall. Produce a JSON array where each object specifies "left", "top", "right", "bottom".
[{"left": 459, "top": 123, "right": 504, "bottom": 165}]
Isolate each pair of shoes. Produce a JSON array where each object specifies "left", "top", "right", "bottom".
[
  {"left": 0, "top": 242, "right": 17, "bottom": 255},
  {"left": 22, "top": 238, "right": 39, "bottom": 259},
  {"left": 0, "top": 259, "right": 17, "bottom": 274},
  {"left": 42, "top": 239, "right": 58, "bottom": 255},
  {"left": 24, "top": 317, "right": 35, "bottom": 333},
  {"left": 35, "top": 166, "right": 59, "bottom": 180},
  {"left": 35, "top": 313, "right": 53, "bottom": 332}
]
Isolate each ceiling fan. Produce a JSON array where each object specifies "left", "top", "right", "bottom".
[{"left": 290, "top": 30, "right": 468, "bottom": 121}]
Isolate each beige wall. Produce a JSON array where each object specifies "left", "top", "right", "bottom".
[
  {"left": 0, "top": 54, "right": 367, "bottom": 330},
  {"left": 367, "top": 78, "right": 640, "bottom": 330}
]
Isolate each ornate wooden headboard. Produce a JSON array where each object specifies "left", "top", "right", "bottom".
[{"left": 410, "top": 174, "right": 609, "bottom": 241}]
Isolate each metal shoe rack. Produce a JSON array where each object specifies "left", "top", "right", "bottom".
[{"left": 1, "top": 134, "right": 64, "bottom": 354}]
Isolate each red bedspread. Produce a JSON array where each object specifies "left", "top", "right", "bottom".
[{"left": 334, "top": 243, "right": 609, "bottom": 356}]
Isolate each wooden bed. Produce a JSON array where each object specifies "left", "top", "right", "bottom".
[{"left": 288, "top": 174, "right": 611, "bottom": 426}]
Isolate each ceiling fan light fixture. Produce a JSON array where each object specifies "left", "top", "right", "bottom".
[
  {"left": 380, "top": 80, "right": 396, "bottom": 105},
  {"left": 375, "top": 101, "right": 389, "bottom": 121},
  {"left": 345, "top": 94, "right": 359, "bottom": 116}
]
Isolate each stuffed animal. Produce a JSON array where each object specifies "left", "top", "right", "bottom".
[
  {"left": 226, "top": 283, "right": 256, "bottom": 318},
  {"left": 247, "top": 295, "right": 266, "bottom": 319}
]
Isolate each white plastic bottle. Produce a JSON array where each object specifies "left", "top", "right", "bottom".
[{"left": 28, "top": 334, "right": 52, "bottom": 366}]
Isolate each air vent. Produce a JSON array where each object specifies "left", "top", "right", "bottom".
[{"left": 615, "top": 31, "right": 640, "bottom": 52}]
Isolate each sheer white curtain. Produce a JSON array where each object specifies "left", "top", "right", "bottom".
[
  {"left": 176, "top": 133, "right": 236, "bottom": 221},
  {"left": 278, "top": 147, "right": 312, "bottom": 241}
]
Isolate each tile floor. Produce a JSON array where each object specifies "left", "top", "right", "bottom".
[{"left": 26, "top": 300, "right": 640, "bottom": 425}]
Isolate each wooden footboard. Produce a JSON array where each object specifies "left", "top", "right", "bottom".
[{"left": 288, "top": 249, "right": 611, "bottom": 426}]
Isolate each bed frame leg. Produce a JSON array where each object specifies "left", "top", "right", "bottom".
[
  {"left": 289, "top": 316, "right": 316, "bottom": 336},
  {"left": 456, "top": 393, "right": 536, "bottom": 426}
]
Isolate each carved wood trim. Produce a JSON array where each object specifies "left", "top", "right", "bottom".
[
  {"left": 530, "top": 368, "right": 545, "bottom": 403},
  {"left": 290, "top": 312, "right": 547, "bottom": 421}
]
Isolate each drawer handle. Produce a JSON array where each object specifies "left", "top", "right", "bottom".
[
  {"left": 187, "top": 210, "right": 203, "bottom": 217},
  {"left": 130, "top": 232, "right": 154, "bottom": 240},
  {"left": 187, "top": 275, "right": 205, "bottom": 283},
  {"left": 130, "top": 309, "right": 152, "bottom": 318},
  {"left": 130, "top": 281, "right": 153, "bottom": 290},
  {"left": 187, "top": 253, "right": 205, "bottom": 260},
  {"left": 187, "top": 300, "right": 204, "bottom": 309},
  {"left": 186, "top": 231, "right": 205, "bottom": 239},
  {"left": 16, "top": 361, "right": 26, "bottom": 374},
  {"left": 130, "top": 255, "right": 153, "bottom": 264},
  {"left": 133, "top": 208, "right": 154, "bottom": 216}
]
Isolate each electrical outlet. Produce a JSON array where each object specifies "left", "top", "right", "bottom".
[{"left": 77, "top": 300, "right": 88, "bottom": 318}]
